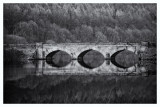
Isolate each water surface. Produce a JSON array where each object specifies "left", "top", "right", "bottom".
[{"left": 4, "top": 59, "right": 156, "bottom": 103}]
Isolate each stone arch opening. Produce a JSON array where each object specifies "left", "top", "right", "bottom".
[
  {"left": 46, "top": 50, "right": 60, "bottom": 60},
  {"left": 111, "top": 49, "right": 139, "bottom": 68},
  {"left": 78, "top": 49, "right": 105, "bottom": 69},
  {"left": 46, "top": 50, "right": 72, "bottom": 67}
]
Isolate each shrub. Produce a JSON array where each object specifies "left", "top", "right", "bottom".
[
  {"left": 4, "top": 35, "right": 28, "bottom": 44},
  {"left": 4, "top": 48, "right": 26, "bottom": 65}
]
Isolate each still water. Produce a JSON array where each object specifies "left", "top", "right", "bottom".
[{"left": 4, "top": 59, "right": 156, "bottom": 103}]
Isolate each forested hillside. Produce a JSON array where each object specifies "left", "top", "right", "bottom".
[{"left": 4, "top": 4, "right": 156, "bottom": 44}]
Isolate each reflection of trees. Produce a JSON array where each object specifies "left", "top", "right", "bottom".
[{"left": 4, "top": 75, "right": 156, "bottom": 103}]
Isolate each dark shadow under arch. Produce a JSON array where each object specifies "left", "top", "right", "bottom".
[
  {"left": 46, "top": 50, "right": 60, "bottom": 61},
  {"left": 111, "top": 49, "right": 127, "bottom": 69},
  {"left": 78, "top": 49, "right": 105, "bottom": 69},
  {"left": 46, "top": 50, "right": 71, "bottom": 67},
  {"left": 78, "top": 49, "right": 93, "bottom": 69}
]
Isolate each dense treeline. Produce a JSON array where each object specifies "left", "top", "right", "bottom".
[{"left": 4, "top": 4, "right": 156, "bottom": 44}]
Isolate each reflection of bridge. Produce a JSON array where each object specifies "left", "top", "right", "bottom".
[
  {"left": 4, "top": 59, "right": 154, "bottom": 81},
  {"left": 35, "top": 60, "right": 147, "bottom": 76},
  {"left": 35, "top": 43, "right": 147, "bottom": 59}
]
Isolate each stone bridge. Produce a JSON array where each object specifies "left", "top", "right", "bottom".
[
  {"left": 35, "top": 43, "right": 147, "bottom": 59},
  {"left": 4, "top": 43, "right": 148, "bottom": 60},
  {"left": 3, "top": 42, "right": 154, "bottom": 76}
]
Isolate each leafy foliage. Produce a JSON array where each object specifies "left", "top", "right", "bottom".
[
  {"left": 4, "top": 35, "right": 28, "bottom": 44},
  {"left": 4, "top": 4, "right": 156, "bottom": 43}
]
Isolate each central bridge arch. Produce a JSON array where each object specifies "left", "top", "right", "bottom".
[
  {"left": 77, "top": 49, "right": 105, "bottom": 69},
  {"left": 77, "top": 49, "right": 93, "bottom": 69}
]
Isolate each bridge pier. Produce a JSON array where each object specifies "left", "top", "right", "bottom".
[{"left": 35, "top": 43, "right": 45, "bottom": 59}]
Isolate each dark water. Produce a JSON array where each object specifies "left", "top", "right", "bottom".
[
  {"left": 4, "top": 48, "right": 157, "bottom": 103},
  {"left": 4, "top": 59, "right": 156, "bottom": 103}
]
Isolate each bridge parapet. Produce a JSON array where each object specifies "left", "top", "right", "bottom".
[
  {"left": 34, "top": 43, "right": 146, "bottom": 59},
  {"left": 4, "top": 43, "right": 148, "bottom": 60}
]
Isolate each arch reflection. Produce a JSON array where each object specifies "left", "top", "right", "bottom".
[{"left": 33, "top": 60, "right": 152, "bottom": 76}]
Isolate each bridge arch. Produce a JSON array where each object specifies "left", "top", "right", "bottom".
[
  {"left": 78, "top": 49, "right": 105, "bottom": 69},
  {"left": 111, "top": 49, "right": 126, "bottom": 68},
  {"left": 111, "top": 49, "right": 139, "bottom": 68},
  {"left": 46, "top": 50, "right": 72, "bottom": 67},
  {"left": 46, "top": 50, "right": 60, "bottom": 60},
  {"left": 77, "top": 49, "right": 93, "bottom": 69}
]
